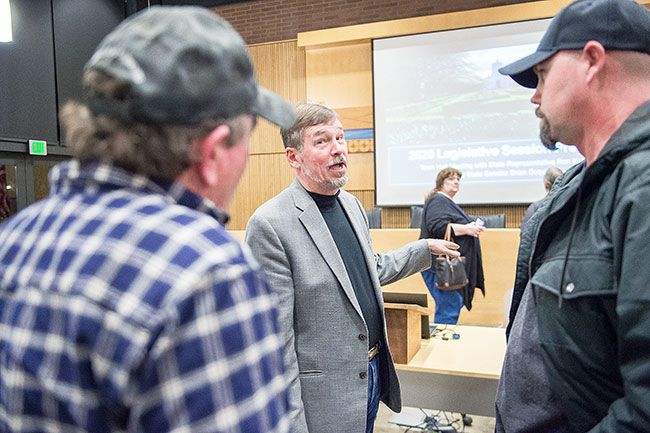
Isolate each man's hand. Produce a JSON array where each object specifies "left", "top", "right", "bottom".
[{"left": 426, "top": 239, "right": 460, "bottom": 257}]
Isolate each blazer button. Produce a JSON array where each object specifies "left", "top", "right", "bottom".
[
  {"left": 358, "top": 334, "right": 367, "bottom": 341},
  {"left": 359, "top": 371, "right": 367, "bottom": 379}
]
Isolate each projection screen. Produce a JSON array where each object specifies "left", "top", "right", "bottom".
[{"left": 372, "top": 19, "right": 583, "bottom": 206}]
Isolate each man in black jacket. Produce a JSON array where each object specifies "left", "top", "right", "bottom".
[
  {"left": 518, "top": 167, "right": 563, "bottom": 232},
  {"left": 495, "top": 1, "right": 650, "bottom": 432}
]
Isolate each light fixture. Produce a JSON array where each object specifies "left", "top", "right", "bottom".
[{"left": 0, "top": 0, "right": 13, "bottom": 43}]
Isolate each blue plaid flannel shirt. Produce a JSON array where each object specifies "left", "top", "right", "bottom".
[{"left": 0, "top": 161, "right": 290, "bottom": 433}]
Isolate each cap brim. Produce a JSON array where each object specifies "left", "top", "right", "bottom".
[
  {"left": 498, "top": 50, "right": 556, "bottom": 88},
  {"left": 253, "top": 87, "right": 296, "bottom": 129}
]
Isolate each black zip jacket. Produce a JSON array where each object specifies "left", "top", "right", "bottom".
[{"left": 509, "top": 100, "right": 650, "bottom": 433}]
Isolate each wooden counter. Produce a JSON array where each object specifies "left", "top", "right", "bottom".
[{"left": 395, "top": 325, "right": 506, "bottom": 417}]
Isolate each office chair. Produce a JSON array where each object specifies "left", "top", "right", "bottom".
[
  {"left": 366, "top": 207, "right": 382, "bottom": 229},
  {"left": 476, "top": 213, "right": 506, "bottom": 228},
  {"left": 413, "top": 409, "right": 460, "bottom": 432},
  {"left": 410, "top": 205, "right": 424, "bottom": 229}
]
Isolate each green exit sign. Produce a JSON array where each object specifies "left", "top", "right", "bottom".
[{"left": 29, "top": 140, "right": 48, "bottom": 156}]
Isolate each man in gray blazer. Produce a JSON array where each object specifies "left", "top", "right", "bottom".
[{"left": 246, "top": 103, "right": 459, "bottom": 433}]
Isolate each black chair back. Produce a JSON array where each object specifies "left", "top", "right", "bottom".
[
  {"left": 366, "top": 207, "right": 382, "bottom": 228},
  {"left": 477, "top": 213, "right": 506, "bottom": 228},
  {"left": 410, "top": 205, "right": 423, "bottom": 229}
]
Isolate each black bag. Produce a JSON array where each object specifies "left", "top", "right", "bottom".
[{"left": 435, "top": 225, "right": 468, "bottom": 291}]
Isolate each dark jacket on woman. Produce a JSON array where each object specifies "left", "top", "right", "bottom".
[{"left": 419, "top": 192, "right": 485, "bottom": 310}]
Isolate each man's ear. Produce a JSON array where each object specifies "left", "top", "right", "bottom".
[
  {"left": 285, "top": 147, "right": 301, "bottom": 169},
  {"left": 583, "top": 41, "right": 606, "bottom": 84},
  {"left": 195, "top": 124, "right": 231, "bottom": 187}
]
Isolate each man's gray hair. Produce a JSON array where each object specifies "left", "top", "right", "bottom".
[
  {"left": 60, "top": 69, "right": 249, "bottom": 181},
  {"left": 280, "top": 103, "right": 337, "bottom": 150}
]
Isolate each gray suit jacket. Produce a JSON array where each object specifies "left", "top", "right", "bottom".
[{"left": 246, "top": 180, "right": 431, "bottom": 433}]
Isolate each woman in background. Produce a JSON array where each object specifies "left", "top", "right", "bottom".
[{"left": 419, "top": 167, "right": 485, "bottom": 324}]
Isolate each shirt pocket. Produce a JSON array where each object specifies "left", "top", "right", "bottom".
[
  {"left": 529, "top": 255, "right": 619, "bottom": 423},
  {"left": 531, "top": 255, "right": 618, "bottom": 353},
  {"left": 299, "top": 369, "right": 324, "bottom": 378},
  {"left": 531, "top": 255, "right": 616, "bottom": 300}
]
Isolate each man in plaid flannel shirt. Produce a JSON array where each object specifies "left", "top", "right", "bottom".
[{"left": 0, "top": 7, "right": 296, "bottom": 433}]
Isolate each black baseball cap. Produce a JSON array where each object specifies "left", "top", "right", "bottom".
[
  {"left": 84, "top": 6, "right": 296, "bottom": 128},
  {"left": 499, "top": 0, "right": 650, "bottom": 88}
]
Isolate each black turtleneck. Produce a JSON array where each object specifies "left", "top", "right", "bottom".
[{"left": 308, "top": 190, "right": 382, "bottom": 349}]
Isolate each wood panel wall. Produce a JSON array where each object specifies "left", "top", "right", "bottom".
[
  {"left": 227, "top": 41, "right": 306, "bottom": 229},
  {"left": 227, "top": 39, "right": 385, "bottom": 229}
]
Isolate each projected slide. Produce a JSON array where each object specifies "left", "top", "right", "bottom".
[{"left": 373, "top": 19, "right": 583, "bottom": 206}]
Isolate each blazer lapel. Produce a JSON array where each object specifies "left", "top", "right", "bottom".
[{"left": 290, "top": 180, "right": 363, "bottom": 317}]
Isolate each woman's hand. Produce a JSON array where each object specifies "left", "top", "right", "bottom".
[
  {"left": 465, "top": 221, "right": 484, "bottom": 238},
  {"left": 450, "top": 222, "right": 485, "bottom": 238}
]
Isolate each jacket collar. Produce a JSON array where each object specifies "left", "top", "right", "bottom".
[
  {"left": 582, "top": 100, "right": 650, "bottom": 193},
  {"left": 288, "top": 179, "right": 365, "bottom": 317},
  {"left": 50, "top": 160, "right": 230, "bottom": 225}
]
